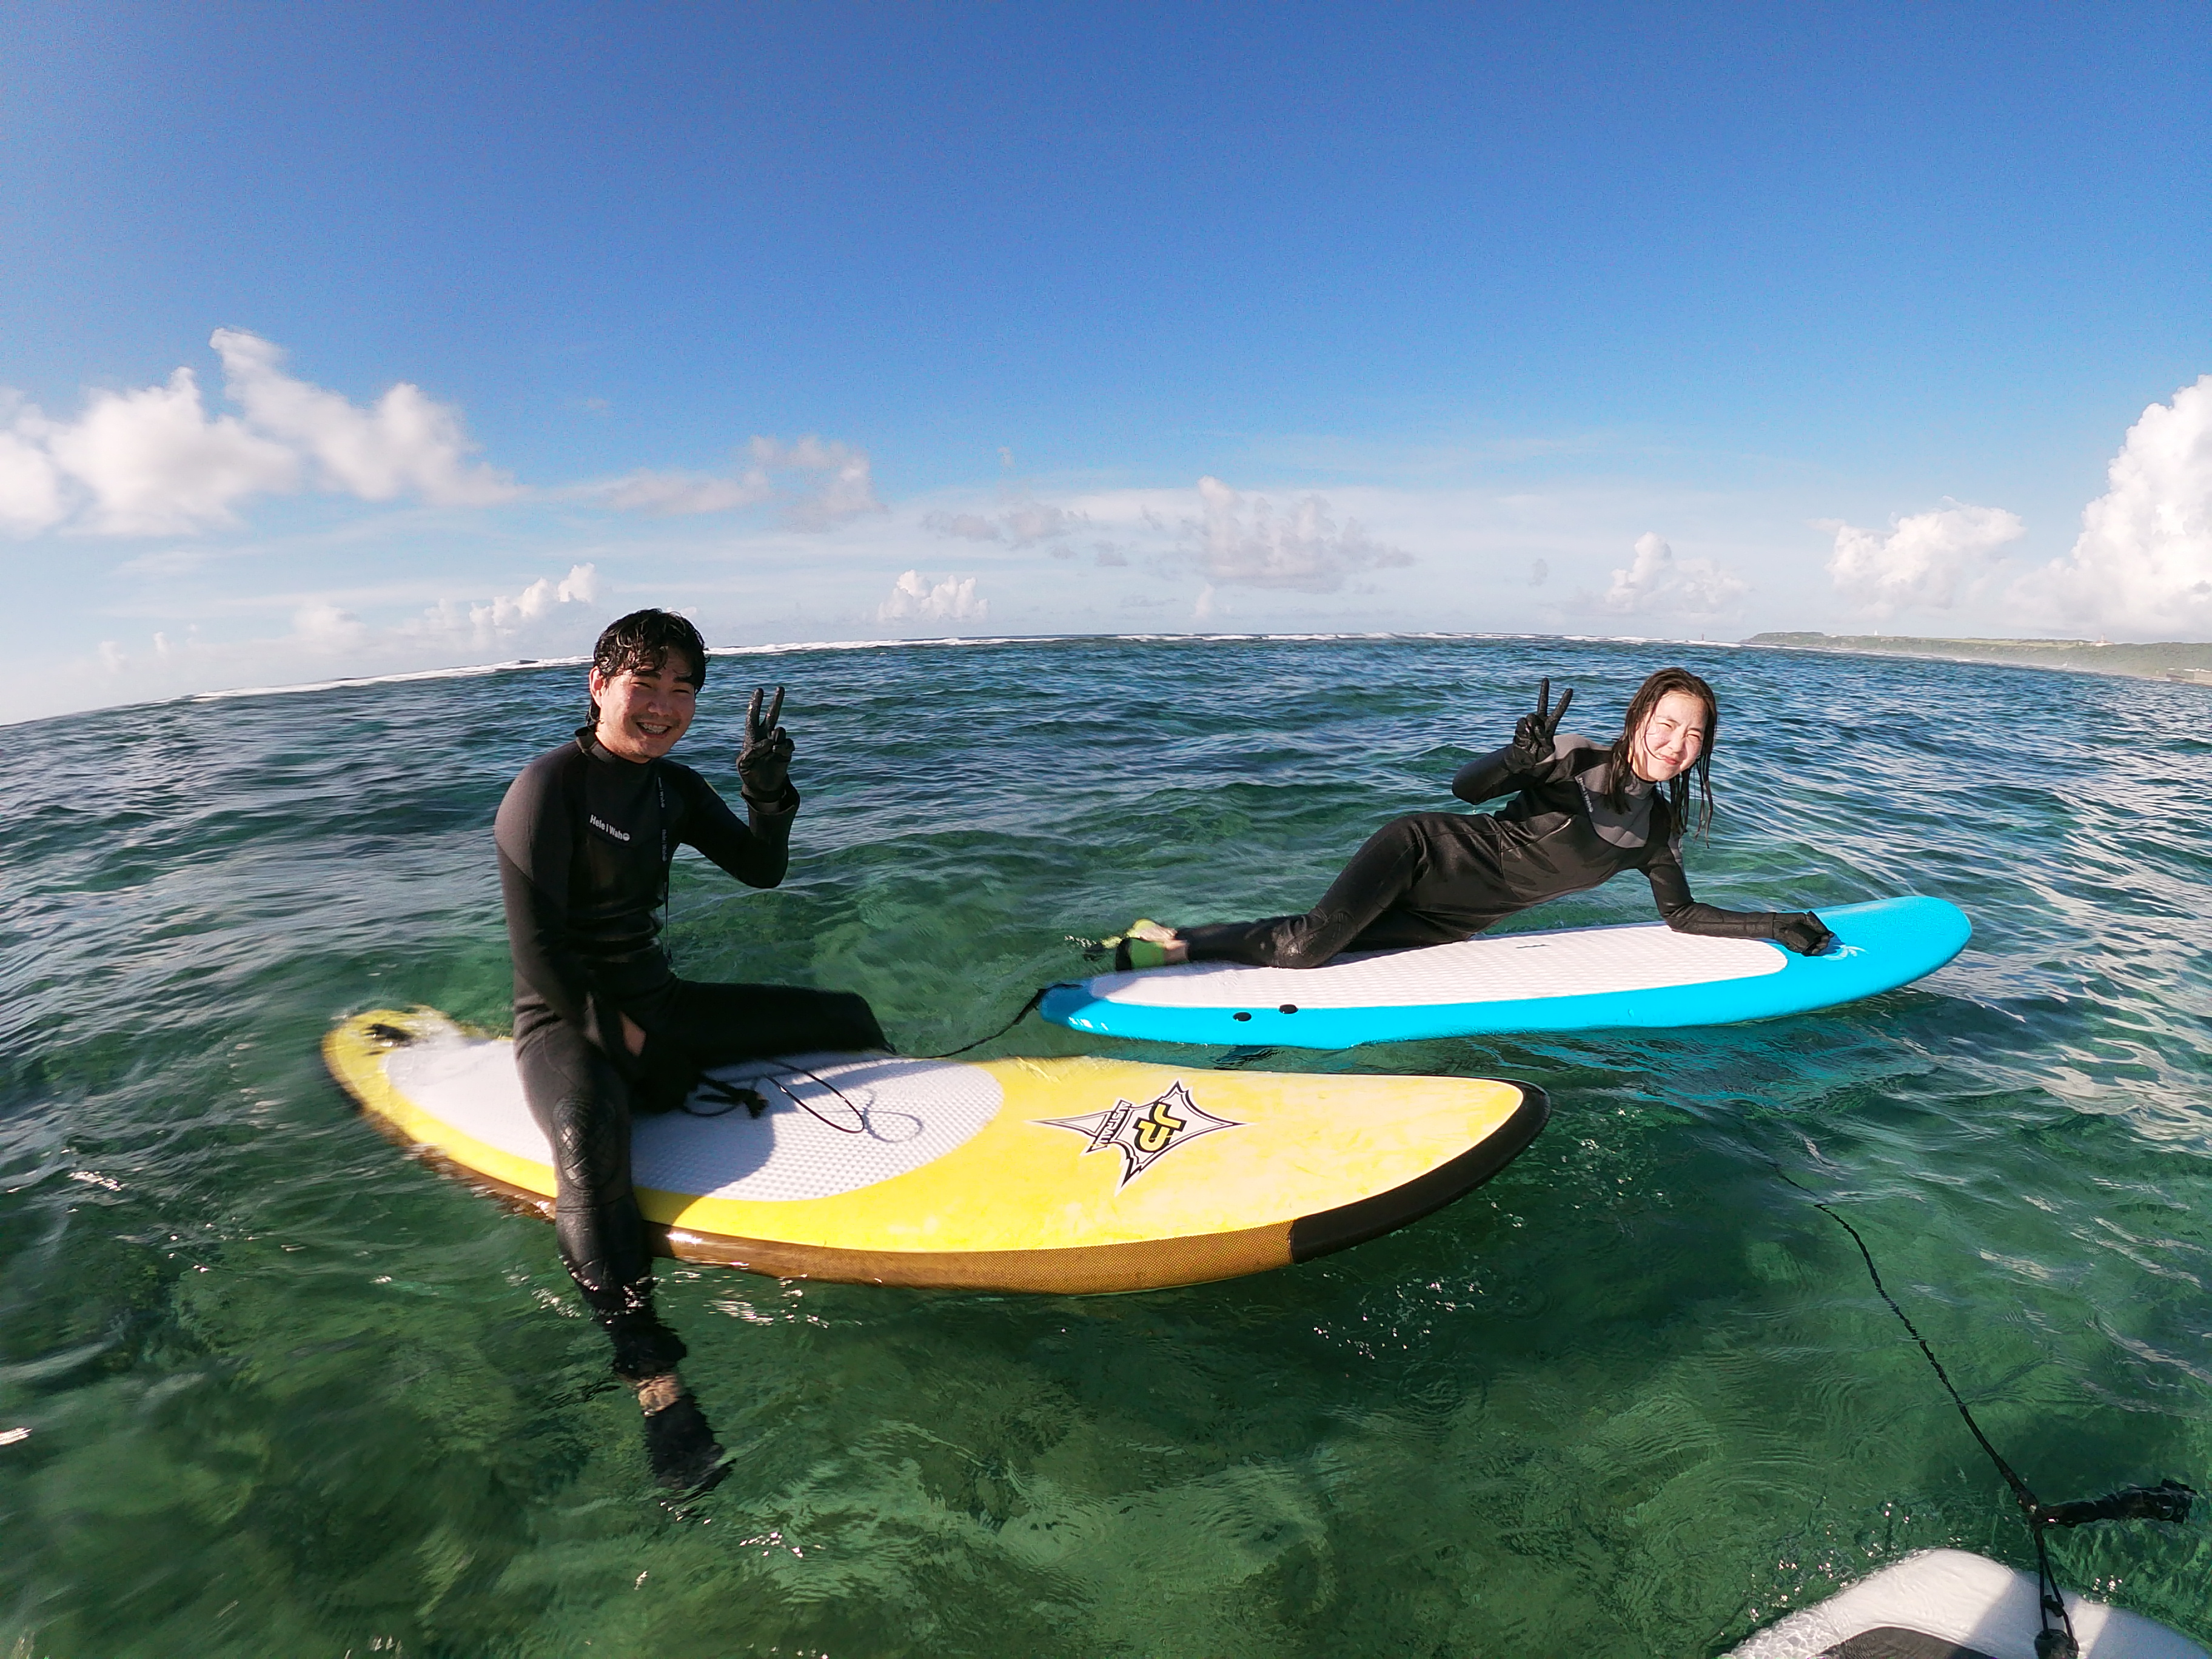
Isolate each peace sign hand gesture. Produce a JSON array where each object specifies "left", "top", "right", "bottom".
[
  {"left": 1507, "top": 677, "right": 1574, "bottom": 772},
  {"left": 737, "top": 684, "right": 794, "bottom": 802}
]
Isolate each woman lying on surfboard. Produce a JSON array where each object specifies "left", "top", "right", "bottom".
[{"left": 1111, "top": 666, "right": 1835, "bottom": 971}]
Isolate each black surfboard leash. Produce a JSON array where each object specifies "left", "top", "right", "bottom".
[
  {"left": 925, "top": 982, "right": 1068, "bottom": 1059},
  {"left": 1769, "top": 1158, "right": 2196, "bottom": 1659}
]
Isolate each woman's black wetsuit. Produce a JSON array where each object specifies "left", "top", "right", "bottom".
[
  {"left": 1178, "top": 730, "right": 1797, "bottom": 970},
  {"left": 494, "top": 727, "right": 885, "bottom": 1375}
]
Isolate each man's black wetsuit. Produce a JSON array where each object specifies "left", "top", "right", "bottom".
[
  {"left": 495, "top": 726, "right": 885, "bottom": 1374},
  {"left": 1179, "top": 731, "right": 1796, "bottom": 970}
]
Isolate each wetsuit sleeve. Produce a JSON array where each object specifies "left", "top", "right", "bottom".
[
  {"left": 1641, "top": 818, "right": 1787, "bottom": 940},
  {"left": 1450, "top": 732, "right": 1586, "bottom": 806},
  {"left": 1450, "top": 746, "right": 1521, "bottom": 805},
  {"left": 494, "top": 756, "right": 613, "bottom": 1042},
  {"left": 670, "top": 766, "right": 797, "bottom": 888}
]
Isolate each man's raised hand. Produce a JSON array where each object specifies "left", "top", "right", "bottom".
[
  {"left": 1508, "top": 677, "right": 1574, "bottom": 771},
  {"left": 738, "top": 684, "right": 794, "bottom": 802}
]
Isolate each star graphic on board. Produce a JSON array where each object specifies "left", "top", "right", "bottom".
[{"left": 1036, "top": 1080, "right": 1241, "bottom": 1188}]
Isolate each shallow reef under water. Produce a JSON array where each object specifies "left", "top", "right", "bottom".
[{"left": 1, "top": 635, "right": 2207, "bottom": 1656}]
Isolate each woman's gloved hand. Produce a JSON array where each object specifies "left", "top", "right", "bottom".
[
  {"left": 1775, "top": 913, "right": 1836, "bottom": 956},
  {"left": 737, "top": 684, "right": 794, "bottom": 803},
  {"left": 1508, "top": 677, "right": 1574, "bottom": 772}
]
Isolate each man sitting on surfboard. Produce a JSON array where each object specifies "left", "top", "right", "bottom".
[
  {"left": 495, "top": 608, "right": 886, "bottom": 1492},
  {"left": 1112, "top": 667, "right": 1836, "bottom": 971}
]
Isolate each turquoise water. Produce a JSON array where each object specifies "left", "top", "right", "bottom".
[{"left": 2, "top": 635, "right": 2207, "bottom": 1657}]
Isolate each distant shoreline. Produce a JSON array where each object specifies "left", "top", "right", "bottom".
[{"left": 1740, "top": 632, "right": 2212, "bottom": 688}]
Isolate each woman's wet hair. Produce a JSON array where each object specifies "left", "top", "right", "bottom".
[
  {"left": 587, "top": 609, "right": 708, "bottom": 723},
  {"left": 1607, "top": 666, "right": 1718, "bottom": 837}
]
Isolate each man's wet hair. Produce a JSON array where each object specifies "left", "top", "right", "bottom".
[{"left": 588, "top": 609, "right": 708, "bottom": 723}]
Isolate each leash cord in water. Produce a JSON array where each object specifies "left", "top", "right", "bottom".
[
  {"left": 1771, "top": 1161, "right": 2196, "bottom": 1659},
  {"left": 924, "top": 983, "right": 1062, "bottom": 1059}
]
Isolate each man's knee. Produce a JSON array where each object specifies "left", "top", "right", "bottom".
[{"left": 549, "top": 1091, "right": 631, "bottom": 1198}]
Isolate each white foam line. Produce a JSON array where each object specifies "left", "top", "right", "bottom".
[
  {"left": 163, "top": 629, "right": 1732, "bottom": 711},
  {"left": 193, "top": 657, "right": 590, "bottom": 702}
]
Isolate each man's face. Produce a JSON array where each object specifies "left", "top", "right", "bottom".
[{"left": 589, "top": 656, "right": 698, "bottom": 762}]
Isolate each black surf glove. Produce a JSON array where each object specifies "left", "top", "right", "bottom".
[
  {"left": 1508, "top": 677, "right": 1575, "bottom": 773},
  {"left": 737, "top": 684, "right": 794, "bottom": 803},
  {"left": 1775, "top": 913, "right": 1836, "bottom": 956}
]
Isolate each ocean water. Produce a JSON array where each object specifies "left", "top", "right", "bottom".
[{"left": 2, "top": 635, "right": 2207, "bottom": 1657}]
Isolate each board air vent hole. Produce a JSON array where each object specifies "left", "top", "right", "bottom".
[
  {"left": 1233, "top": 1011, "right": 1252, "bottom": 1022},
  {"left": 1278, "top": 1004, "right": 1298, "bottom": 1014}
]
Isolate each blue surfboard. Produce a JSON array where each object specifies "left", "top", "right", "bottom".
[{"left": 1041, "top": 896, "right": 1971, "bottom": 1049}]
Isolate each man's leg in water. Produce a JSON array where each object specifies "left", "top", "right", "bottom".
[
  {"left": 512, "top": 1006, "right": 725, "bottom": 1492},
  {"left": 1177, "top": 813, "right": 1511, "bottom": 969}
]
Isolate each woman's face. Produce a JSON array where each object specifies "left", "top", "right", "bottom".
[{"left": 1631, "top": 688, "right": 1709, "bottom": 782}]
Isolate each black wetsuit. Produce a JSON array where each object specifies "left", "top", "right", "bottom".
[
  {"left": 495, "top": 728, "right": 884, "bottom": 1373},
  {"left": 1179, "top": 731, "right": 1795, "bottom": 970}
]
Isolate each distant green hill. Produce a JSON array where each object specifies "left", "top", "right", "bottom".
[{"left": 1741, "top": 632, "right": 2212, "bottom": 686}]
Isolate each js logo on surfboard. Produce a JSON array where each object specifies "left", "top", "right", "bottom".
[{"left": 1037, "top": 1081, "right": 1240, "bottom": 1188}]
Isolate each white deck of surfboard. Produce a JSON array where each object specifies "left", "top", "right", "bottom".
[
  {"left": 383, "top": 1031, "right": 1002, "bottom": 1203},
  {"left": 1726, "top": 1549, "right": 2206, "bottom": 1659},
  {"left": 1090, "top": 920, "right": 1787, "bottom": 1010}
]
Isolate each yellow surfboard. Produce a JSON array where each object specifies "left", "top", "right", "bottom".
[{"left": 324, "top": 1008, "right": 1546, "bottom": 1294}]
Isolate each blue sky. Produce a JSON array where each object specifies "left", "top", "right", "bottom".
[{"left": 5, "top": 2, "right": 2209, "bottom": 721}]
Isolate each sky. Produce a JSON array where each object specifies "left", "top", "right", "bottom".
[{"left": 3, "top": 1, "right": 2210, "bottom": 722}]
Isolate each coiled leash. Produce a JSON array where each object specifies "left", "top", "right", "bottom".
[
  {"left": 1771, "top": 1161, "right": 2196, "bottom": 1659},
  {"left": 674, "top": 986, "right": 1073, "bottom": 1131},
  {"left": 683, "top": 1063, "right": 875, "bottom": 1133}
]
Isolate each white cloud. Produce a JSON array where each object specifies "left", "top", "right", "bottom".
[
  {"left": 1187, "top": 477, "right": 1412, "bottom": 592},
  {"left": 923, "top": 496, "right": 1085, "bottom": 546},
  {"left": 0, "top": 398, "right": 68, "bottom": 534},
  {"left": 292, "top": 600, "right": 367, "bottom": 650},
  {"left": 212, "top": 329, "right": 517, "bottom": 506},
  {"left": 47, "top": 561, "right": 613, "bottom": 718},
  {"left": 603, "top": 469, "right": 775, "bottom": 515},
  {"left": 1824, "top": 500, "right": 2025, "bottom": 617},
  {"left": 595, "top": 434, "right": 881, "bottom": 529},
  {"left": 924, "top": 511, "right": 1000, "bottom": 540},
  {"left": 41, "top": 369, "right": 300, "bottom": 534},
  {"left": 877, "top": 569, "right": 987, "bottom": 625},
  {"left": 2011, "top": 375, "right": 2212, "bottom": 638},
  {"left": 407, "top": 562, "right": 605, "bottom": 651},
  {"left": 0, "top": 332, "right": 514, "bottom": 536},
  {"left": 1603, "top": 532, "right": 1749, "bottom": 615},
  {"left": 771, "top": 437, "right": 882, "bottom": 531}
]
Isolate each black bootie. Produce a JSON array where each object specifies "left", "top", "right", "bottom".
[{"left": 637, "top": 1378, "right": 727, "bottom": 1494}]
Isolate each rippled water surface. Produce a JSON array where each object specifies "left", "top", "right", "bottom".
[{"left": 4, "top": 637, "right": 2208, "bottom": 1656}]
